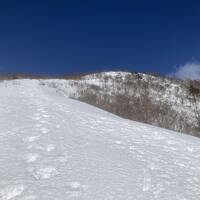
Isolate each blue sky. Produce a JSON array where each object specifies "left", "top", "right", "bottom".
[{"left": 0, "top": 0, "right": 200, "bottom": 77}]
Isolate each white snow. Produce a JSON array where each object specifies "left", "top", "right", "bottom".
[
  {"left": 0, "top": 79, "right": 200, "bottom": 199},
  {"left": 39, "top": 71, "right": 200, "bottom": 130}
]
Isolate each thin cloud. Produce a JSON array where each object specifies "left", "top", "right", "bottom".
[{"left": 171, "top": 61, "right": 200, "bottom": 80}]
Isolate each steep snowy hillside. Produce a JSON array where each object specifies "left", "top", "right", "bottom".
[
  {"left": 1, "top": 80, "right": 200, "bottom": 200},
  {"left": 40, "top": 71, "right": 200, "bottom": 136}
]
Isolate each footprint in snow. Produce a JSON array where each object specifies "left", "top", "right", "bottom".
[
  {"left": 45, "top": 144, "right": 55, "bottom": 152},
  {"left": 115, "top": 140, "right": 122, "bottom": 145},
  {"left": 56, "top": 124, "right": 61, "bottom": 128},
  {"left": 42, "top": 114, "right": 50, "bottom": 118},
  {"left": 187, "top": 146, "right": 194, "bottom": 153},
  {"left": 23, "top": 135, "right": 40, "bottom": 143},
  {"left": 65, "top": 182, "right": 89, "bottom": 198},
  {"left": 24, "top": 153, "right": 39, "bottom": 163},
  {"left": 0, "top": 185, "right": 25, "bottom": 200},
  {"left": 57, "top": 155, "right": 69, "bottom": 163},
  {"left": 35, "top": 123, "right": 42, "bottom": 128},
  {"left": 32, "top": 166, "right": 58, "bottom": 180},
  {"left": 68, "top": 182, "right": 81, "bottom": 189},
  {"left": 40, "top": 127, "right": 49, "bottom": 134},
  {"left": 142, "top": 170, "right": 152, "bottom": 192}
]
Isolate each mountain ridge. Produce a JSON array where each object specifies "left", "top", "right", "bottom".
[
  {"left": 39, "top": 71, "right": 200, "bottom": 137},
  {"left": 1, "top": 71, "right": 200, "bottom": 136}
]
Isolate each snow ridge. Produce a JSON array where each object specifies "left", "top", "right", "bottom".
[{"left": 38, "top": 71, "right": 200, "bottom": 135}]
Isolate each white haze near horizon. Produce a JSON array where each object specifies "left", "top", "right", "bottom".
[{"left": 171, "top": 61, "right": 200, "bottom": 80}]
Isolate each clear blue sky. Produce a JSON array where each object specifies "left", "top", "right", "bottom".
[{"left": 0, "top": 0, "right": 199, "bottom": 76}]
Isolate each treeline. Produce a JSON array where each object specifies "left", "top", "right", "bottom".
[
  {"left": 0, "top": 73, "right": 50, "bottom": 80},
  {"left": 73, "top": 73, "right": 200, "bottom": 137}
]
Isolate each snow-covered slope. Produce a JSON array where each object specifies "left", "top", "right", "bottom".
[
  {"left": 0, "top": 79, "right": 200, "bottom": 200},
  {"left": 38, "top": 71, "right": 200, "bottom": 136}
]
